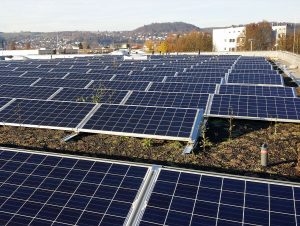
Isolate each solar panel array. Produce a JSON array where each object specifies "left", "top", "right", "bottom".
[
  {"left": 138, "top": 168, "right": 300, "bottom": 226},
  {"left": 0, "top": 54, "right": 299, "bottom": 142},
  {"left": 0, "top": 148, "right": 150, "bottom": 226},
  {"left": 1, "top": 147, "right": 300, "bottom": 226}
]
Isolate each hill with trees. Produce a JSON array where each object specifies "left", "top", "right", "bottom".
[{"left": 132, "top": 22, "right": 200, "bottom": 34}]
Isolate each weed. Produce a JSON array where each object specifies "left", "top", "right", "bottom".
[
  {"left": 142, "top": 138, "right": 153, "bottom": 159},
  {"left": 200, "top": 123, "right": 213, "bottom": 152},
  {"left": 228, "top": 107, "right": 235, "bottom": 141}
]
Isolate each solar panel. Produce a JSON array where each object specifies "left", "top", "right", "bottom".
[
  {"left": 125, "top": 91, "right": 209, "bottom": 110},
  {"left": 0, "top": 65, "right": 11, "bottom": 69},
  {"left": 0, "top": 97, "right": 13, "bottom": 108},
  {"left": 72, "top": 65, "right": 107, "bottom": 69},
  {"left": 234, "top": 64, "right": 272, "bottom": 69},
  {"left": 0, "top": 148, "right": 149, "bottom": 226},
  {"left": 0, "top": 76, "right": 38, "bottom": 86},
  {"left": 81, "top": 104, "right": 202, "bottom": 141},
  {"left": 14, "top": 67, "right": 41, "bottom": 72},
  {"left": 90, "top": 81, "right": 150, "bottom": 91},
  {"left": 143, "top": 67, "right": 184, "bottom": 72},
  {"left": 131, "top": 71, "right": 176, "bottom": 77},
  {"left": 22, "top": 71, "right": 67, "bottom": 78},
  {"left": 138, "top": 168, "right": 300, "bottom": 226},
  {"left": 219, "top": 85, "right": 295, "bottom": 97},
  {"left": 65, "top": 73, "right": 113, "bottom": 81},
  {"left": 231, "top": 69, "right": 277, "bottom": 74},
  {"left": 0, "top": 85, "right": 59, "bottom": 100},
  {"left": 148, "top": 83, "right": 217, "bottom": 94},
  {"left": 34, "top": 78, "right": 91, "bottom": 89},
  {"left": 208, "top": 94, "right": 300, "bottom": 123},
  {"left": 50, "top": 68, "right": 89, "bottom": 74},
  {"left": 166, "top": 76, "right": 223, "bottom": 84},
  {"left": 186, "top": 68, "right": 228, "bottom": 73},
  {"left": 113, "top": 75, "right": 164, "bottom": 82},
  {"left": 51, "top": 88, "right": 128, "bottom": 104},
  {"left": 0, "top": 70, "right": 25, "bottom": 77},
  {"left": 176, "top": 72, "right": 226, "bottom": 77},
  {"left": 118, "top": 65, "right": 147, "bottom": 70},
  {"left": 227, "top": 74, "right": 283, "bottom": 85},
  {"left": 38, "top": 64, "right": 59, "bottom": 68},
  {"left": 0, "top": 99, "right": 96, "bottom": 129},
  {"left": 89, "top": 69, "right": 131, "bottom": 75}
]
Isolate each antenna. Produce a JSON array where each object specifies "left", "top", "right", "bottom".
[
  {"left": 293, "top": 19, "right": 296, "bottom": 54},
  {"left": 56, "top": 32, "right": 59, "bottom": 49}
]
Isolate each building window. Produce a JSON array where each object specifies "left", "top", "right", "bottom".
[
  {"left": 224, "top": 48, "right": 227, "bottom": 51},
  {"left": 224, "top": 39, "right": 227, "bottom": 42}
]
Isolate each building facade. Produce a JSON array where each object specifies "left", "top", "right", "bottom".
[
  {"left": 213, "top": 24, "right": 294, "bottom": 52},
  {"left": 213, "top": 26, "right": 245, "bottom": 52}
]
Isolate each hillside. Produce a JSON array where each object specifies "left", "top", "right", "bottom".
[{"left": 132, "top": 22, "right": 200, "bottom": 34}]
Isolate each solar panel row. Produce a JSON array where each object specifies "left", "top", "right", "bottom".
[
  {"left": 0, "top": 54, "right": 299, "bottom": 131},
  {"left": 219, "top": 84, "right": 295, "bottom": 97},
  {"left": 1, "top": 148, "right": 300, "bottom": 226},
  {"left": 208, "top": 94, "right": 300, "bottom": 122},
  {"left": 0, "top": 98, "right": 201, "bottom": 141},
  {"left": 81, "top": 104, "right": 201, "bottom": 141},
  {"left": 227, "top": 74, "right": 283, "bottom": 86}
]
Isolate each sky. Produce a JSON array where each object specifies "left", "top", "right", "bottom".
[{"left": 1, "top": 0, "right": 300, "bottom": 32}]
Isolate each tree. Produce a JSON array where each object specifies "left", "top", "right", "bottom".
[
  {"left": 82, "top": 41, "right": 89, "bottom": 49},
  {"left": 144, "top": 40, "right": 154, "bottom": 52},
  {"left": 78, "top": 42, "right": 83, "bottom": 49},
  {"left": 149, "top": 31, "right": 213, "bottom": 53},
  {"left": 277, "top": 28, "right": 300, "bottom": 53},
  {"left": 25, "top": 42, "right": 31, "bottom": 50},
  {"left": 243, "top": 21, "right": 274, "bottom": 51},
  {"left": 277, "top": 35, "right": 287, "bottom": 51},
  {"left": 8, "top": 41, "right": 16, "bottom": 50},
  {"left": 157, "top": 41, "right": 168, "bottom": 53}
]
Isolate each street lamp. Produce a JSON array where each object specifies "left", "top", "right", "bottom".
[
  {"left": 274, "top": 43, "right": 278, "bottom": 51},
  {"left": 293, "top": 22, "right": 296, "bottom": 54},
  {"left": 248, "top": 39, "right": 254, "bottom": 51}
]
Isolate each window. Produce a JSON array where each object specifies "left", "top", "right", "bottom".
[{"left": 224, "top": 39, "right": 227, "bottom": 42}]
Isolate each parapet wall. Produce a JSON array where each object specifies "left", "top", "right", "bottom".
[{"left": 202, "top": 51, "right": 300, "bottom": 69}]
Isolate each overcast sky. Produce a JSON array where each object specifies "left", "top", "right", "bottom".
[{"left": 1, "top": 0, "right": 300, "bottom": 32}]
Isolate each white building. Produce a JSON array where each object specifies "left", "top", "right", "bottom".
[
  {"left": 213, "top": 26, "right": 245, "bottom": 52},
  {"left": 213, "top": 24, "right": 293, "bottom": 52}
]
